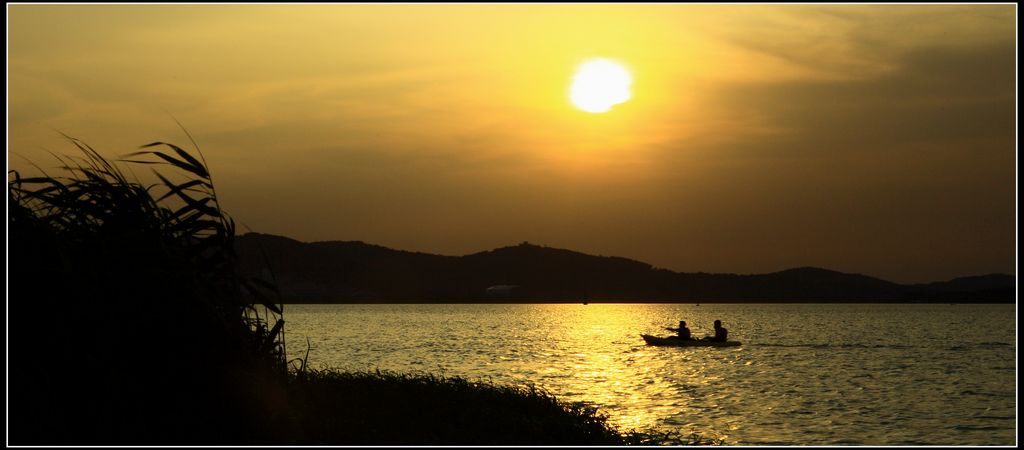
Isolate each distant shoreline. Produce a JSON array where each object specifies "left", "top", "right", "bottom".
[{"left": 237, "top": 233, "right": 1015, "bottom": 304}]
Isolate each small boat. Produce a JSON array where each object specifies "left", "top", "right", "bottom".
[{"left": 641, "top": 334, "right": 741, "bottom": 347}]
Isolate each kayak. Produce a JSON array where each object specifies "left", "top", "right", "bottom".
[{"left": 641, "top": 334, "right": 741, "bottom": 347}]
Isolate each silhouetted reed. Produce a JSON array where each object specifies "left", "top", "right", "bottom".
[{"left": 9, "top": 135, "right": 287, "bottom": 444}]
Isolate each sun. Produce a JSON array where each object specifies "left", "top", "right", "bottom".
[{"left": 570, "top": 58, "right": 632, "bottom": 113}]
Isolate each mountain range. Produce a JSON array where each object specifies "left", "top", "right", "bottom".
[{"left": 235, "top": 233, "right": 1015, "bottom": 303}]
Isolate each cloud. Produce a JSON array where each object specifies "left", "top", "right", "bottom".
[
  {"left": 640, "top": 39, "right": 1015, "bottom": 282},
  {"left": 704, "top": 40, "right": 1014, "bottom": 160}
]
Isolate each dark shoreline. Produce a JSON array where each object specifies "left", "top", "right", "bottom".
[{"left": 237, "top": 232, "right": 1015, "bottom": 304}]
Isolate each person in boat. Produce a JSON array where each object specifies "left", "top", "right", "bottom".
[
  {"left": 702, "top": 320, "right": 728, "bottom": 342},
  {"left": 665, "top": 320, "right": 692, "bottom": 340}
]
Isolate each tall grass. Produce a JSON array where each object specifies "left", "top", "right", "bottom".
[
  {"left": 8, "top": 135, "right": 288, "bottom": 444},
  {"left": 285, "top": 369, "right": 723, "bottom": 445}
]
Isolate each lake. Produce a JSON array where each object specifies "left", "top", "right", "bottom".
[{"left": 280, "top": 303, "right": 1016, "bottom": 445}]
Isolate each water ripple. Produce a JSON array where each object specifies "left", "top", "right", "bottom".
[{"left": 282, "top": 303, "right": 1016, "bottom": 446}]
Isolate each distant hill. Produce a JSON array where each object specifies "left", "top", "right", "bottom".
[{"left": 235, "top": 233, "right": 1015, "bottom": 303}]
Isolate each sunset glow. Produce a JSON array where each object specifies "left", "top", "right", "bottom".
[
  {"left": 570, "top": 59, "right": 633, "bottom": 113},
  {"left": 6, "top": 4, "right": 1015, "bottom": 283}
]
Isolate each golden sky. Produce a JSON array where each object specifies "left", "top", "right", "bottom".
[{"left": 7, "top": 4, "right": 1017, "bottom": 283}]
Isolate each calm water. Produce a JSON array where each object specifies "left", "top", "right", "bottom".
[{"left": 281, "top": 303, "right": 1016, "bottom": 445}]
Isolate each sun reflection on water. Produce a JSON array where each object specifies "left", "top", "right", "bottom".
[{"left": 284, "top": 303, "right": 1016, "bottom": 445}]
